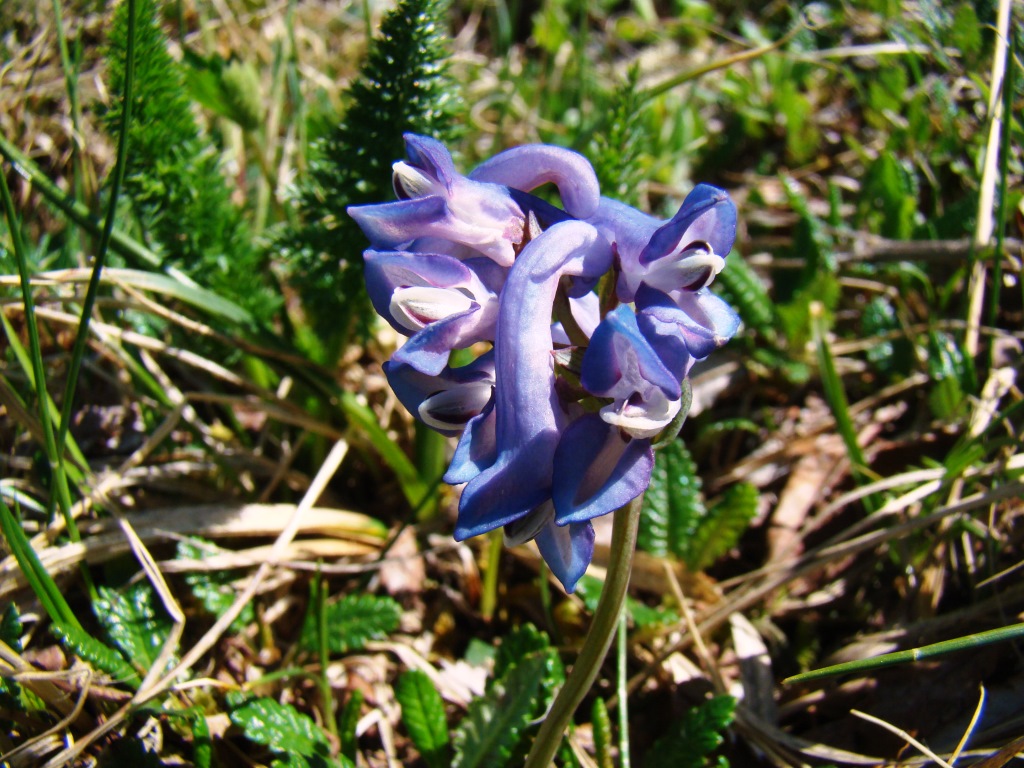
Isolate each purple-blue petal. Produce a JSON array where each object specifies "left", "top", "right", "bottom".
[
  {"left": 639, "top": 184, "right": 737, "bottom": 268},
  {"left": 636, "top": 284, "right": 741, "bottom": 360},
  {"left": 385, "top": 355, "right": 494, "bottom": 437},
  {"left": 445, "top": 400, "right": 497, "bottom": 484},
  {"left": 402, "top": 133, "right": 457, "bottom": 193},
  {"left": 348, "top": 196, "right": 447, "bottom": 251},
  {"left": 552, "top": 414, "right": 654, "bottom": 526},
  {"left": 454, "top": 221, "right": 614, "bottom": 538},
  {"left": 470, "top": 144, "right": 601, "bottom": 218},
  {"left": 534, "top": 519, "right": 595, "bottom": 593},
  {"left": 581, "top": 304, "right": 680, "bottom": 400}
]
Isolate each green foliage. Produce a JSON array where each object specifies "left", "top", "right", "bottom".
[
  {"left": 644, "top": 695, "right": 736, "bottom": 768},
  {"left": 592, "top": 697, "right": 614, "bottom": 768},
  {"left": 283, "top": 0, "right": 463, "bottom": 354},
  {"left": 177, "top": 538, "right": 254, "bottom": 633},
  {"left": 451, "top": 652, "right": 552, "bottom": 768},
  {"left": 51, "top": 621, "right": 141, "bottom": 688},
  {"left": 104, "top": 0, "right": 276, "bottom": 323},
  {"left": 299, "top": 593, "right": 402, "bottom": 655},
  {"left": 397, "top": 670, "right": 451, "bottom": 768},
  {"left": 0, "top": 603, "right": 44, "bottom": 712},
  {"left": 589, "top": 65, "right": 647, "bottom": 207},
  {"left": 575, "top": 576, "right": 679, "bottom": 629},
  {"left": 857, "top": 152, "right": 918, "bottom": 240},
  {"left": 775, "top": 179, "right": 839, "bottom": 350},
  {"left": 686, "top": 483, "right": 759, "bottom": 572},
  {"left": 339, "top": 688, "right": 364, "bottom": 764},
  {"left": 926, "top": 331, "right": 967, "bottom": 420},
  {"left": 94, "top": 582, "right": 174, "bottom": 675},
  {"left": 0, "top": 499, "right": 82, "bottom": 632},
  {"left": 638, "top": 442, "right": 757, "bottom": 571},
  {"left": 191, "top": 713, "right": 213, "bottom": 768},
  {"left": 227, "top": 692, "right": 335, "bottom": 768},
  {"left": 638, "top": 440, "right": 706, "bottom": 560}
]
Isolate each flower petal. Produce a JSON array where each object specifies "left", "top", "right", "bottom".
[
  {"left": 534, "top": 518, "right": 595, "bottom": 594},
  {"left": 470, "top": 144, "right": 601, "bottom": 218},
  {"left": 636, "top": 284, "right": 741, "bottom": 360},
  {"left": 552, "top": 414, "right": 654, "bottom": 526},
  {"left": 454, "top": 221, "right": 614, "bottom": 538},
  {"left": 384, "top": 355, "right": 494, "bottom": 437}
]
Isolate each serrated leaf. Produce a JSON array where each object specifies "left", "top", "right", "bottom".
[
  {"left": 687, "top": 483, "right": 758, "bottom": 572},
  {"left": 639, "top": 441, "right": 706, "bottom": 559},
  {"left": 452, "top": 653, "right": 550, "bottom": 768},
  {"left": 95, "top": 583, "right": 173, "bottom": 673},
  {"left": 51, "top": 622, "right": 140, "bottom": 688},
  {"left": 299, "top": 593, "right": 401, "bottom": 655},
  {"left": 177, "top": 538, "right": 253, "bottom": 633},
  {"left": 494, "top": 623, "right": 552, "bottom": 681},
  {"left": 644, "top": 695, "right": 736, "bottom": 768},
  {"left": 228, "top": 695, "right": 331, "bottom": 766},
  {"left": 397, "top": 670, "right": 450, "bottom": 768}
]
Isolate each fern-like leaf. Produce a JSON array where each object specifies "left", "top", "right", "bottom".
[
  {"left": 298, "top": 593, "right": 401, "bottom": 654},
  {"left": 687, "top": 483, "right": 758, "bottom": 572},
  {"left": 51, "top": 622, "right": 141, "bottom": 689},
  {"left": 638, "top": 440, "right": 706, "bottom": 559},
  {"left": 645, "top": 695, "right": 736, "bottom": 768},
  {"left": 104, "top": 0, "right": 276, "bottom": 324},
  {"left": 94, "top": 582, "right": 174, "bottom": 674},
  {"left": 282, "top": 0, "right": 464, "bottom": 353},
  {"left": 451, "top": 652, "right": 550, "bottom": 768},
  {"left": 227, "top": 693, "right": 332, "bottom": 768}
]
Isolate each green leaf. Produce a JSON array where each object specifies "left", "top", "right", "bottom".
[
  {"left": 0, "top": 499, "right": 81, "bottom": 631},
  {"left": 591, "top": 697, "right": 614, "bottom": 768},
  {"left": 177, "top": 538, "right": 254, "bottom": 633},
  {"left": 192, "top": 713, "right": 213, "bottom": 768},
  {"left": 338, "top": 687, "right": 364, "bottom": 764},
  {"left": 51, "top": 622, "right": 141, "bottom": 688},
  {"left": 639, "top": 441, "right": 706, "bottom": 559},
  {"left": 94, "top": 583, "right": 173, "bottom": 674},
  {"left": 494, "top": 623, "right": 553, "bottom": 682},
  {"left": 0, "top": 603, "right": 44, "bottom": 712},
  {"left": 686, "top": 483, "right": 758, "bottom": 572},
  {"left": 227, "top": 694, "right": 332, "bottom": 767},
  {"left": 452, "top": 652, "right": 551, "bottom": 768},
  {"left": 397, "top": 670, "right": 451, "bottom": 768},
  {"left": 299, "top": 593, "right": 402, "bottom": 655},
  {"left": 644, "top": 695, "right": 736, "bottom": 768}
]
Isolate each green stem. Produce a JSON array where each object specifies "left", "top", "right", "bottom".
[
  {"left": 524, "top": 495, "right": 643, "bottom": 768},
  {"left": 480, "top": 529, "right": 503, "bottom": 623},
  {"left": 616, "top": 608, "right": 631, "bottom": 768},
  {"left": 57, "top": 0, "right": 136, "bottom": 470}
]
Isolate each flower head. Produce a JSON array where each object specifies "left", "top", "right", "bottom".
[{"left": 349, "top": 135, "right": 741, "bottom": 593}]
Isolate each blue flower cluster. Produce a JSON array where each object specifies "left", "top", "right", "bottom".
[{"left": 349, "top": 135, "right": 739, "bottom": 592}]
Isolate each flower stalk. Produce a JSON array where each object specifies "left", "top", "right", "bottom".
[{"left": 524, "top": 494, "right": 643, "bottom": 768}]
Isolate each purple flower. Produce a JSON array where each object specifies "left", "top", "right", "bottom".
[
  {"left": 349, "top": 136, "right": 742, "bottom": 595},
  {"left": 384, "top": 353, "right": 495, "bottom": 437},
  {"left": 365, "top": 250, "right": 505, "bottom": 375},
  {"left": 450, "top": 220, "right": 614, "bottom": 590},
  {"left": 348, "top": 134, "right": 527, "bottom": 266},
  {"left": 589, "top": 184, "right": 737, "bottom": 302}
]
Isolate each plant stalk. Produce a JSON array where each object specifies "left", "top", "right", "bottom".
[{"left": 524, "top": 495, "right": 643, "bottom": 768}]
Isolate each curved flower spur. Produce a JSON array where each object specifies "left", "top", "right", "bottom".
[{"left": 348, "top": 133, "right": 741, "bottom": 593}]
